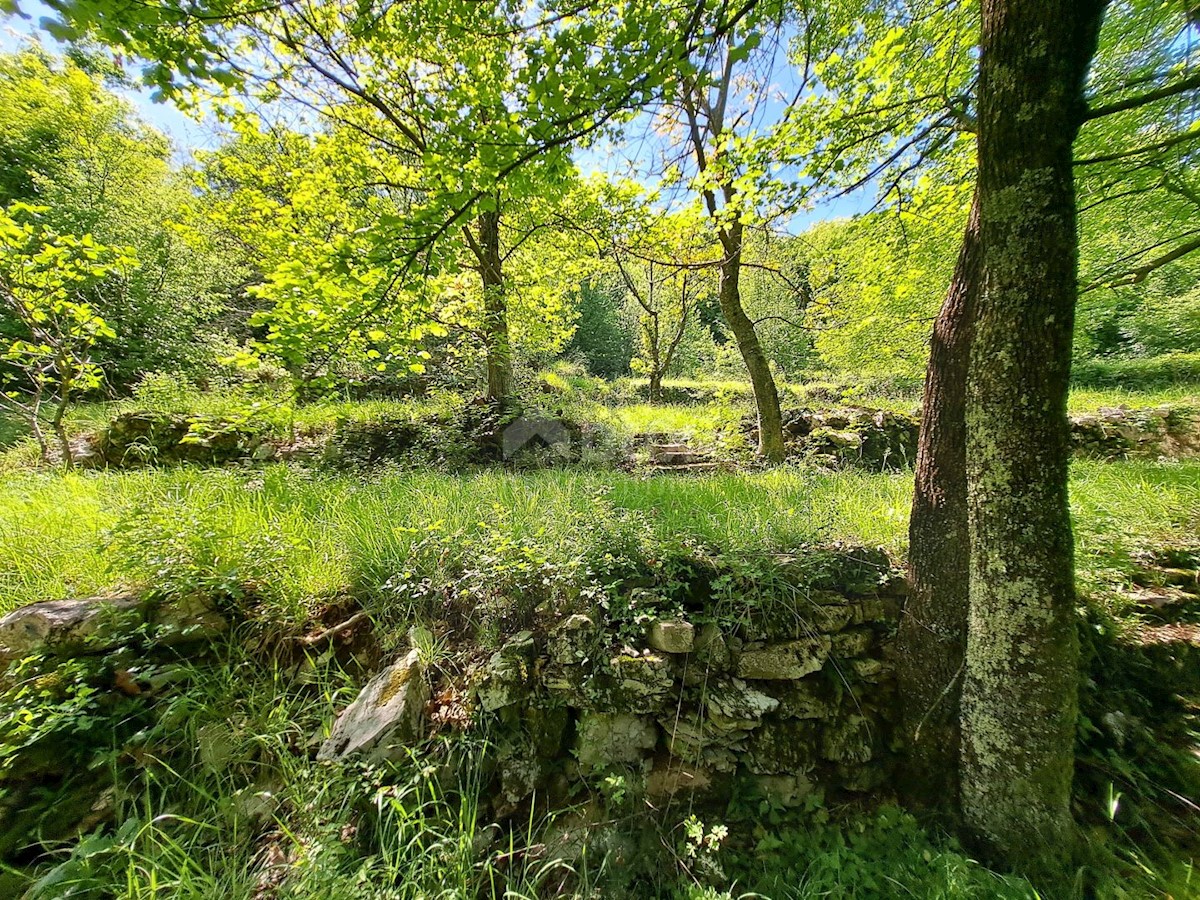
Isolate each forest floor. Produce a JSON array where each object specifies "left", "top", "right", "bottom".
[{"left": 0, "top": 377, "right": 1197, "bottom": 898}]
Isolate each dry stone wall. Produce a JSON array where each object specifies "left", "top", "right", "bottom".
[{"left": 318, "top": 547, "right": 908, "bottom": 817}]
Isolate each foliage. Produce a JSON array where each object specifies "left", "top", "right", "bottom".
[
  {"left": 565, "top": 279, "right": 635, "bottom": 378},
  {"left": 1071, "top": 352, "right": 1200, "bottom": 389},
  {"left": 727, "top": 802, "right": 1036, "bottom": 899},
  {"left": 0, "top": 202, "right": 134, "bottom": 463},
  {"left": 0, "top": 49, "right": 242, "bottom": 386}
]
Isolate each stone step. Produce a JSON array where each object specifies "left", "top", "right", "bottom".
[
  {"left": 648, "top": 443, "right": 713, "bottom": 467},
  {"left": 1125, "top": 585, "right": 1200, "bottom": 622},
  {"left": 647, "top": 461, "right": 724, "bottom": 475},
  {"left": 1132, "top": 566, "right": 1200, "bottom": 591}
]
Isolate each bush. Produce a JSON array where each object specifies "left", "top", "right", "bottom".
[{"left": 1072, "top": 352, "right": 1200, "bottom": 389}]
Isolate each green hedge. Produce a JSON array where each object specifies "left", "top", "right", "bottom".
[{"left": 1072, "top": 352, "right": 1200, "bottom": 388}]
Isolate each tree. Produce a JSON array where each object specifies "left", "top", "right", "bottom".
[
  {"left": 663, "top": 20, "right": 790, "bottom": 460},
  {"left": 867, "top": 0, "right": 1199, "bottom": 829},
  {"left": 802, "top": 181, "right": 969, "bottom": 386},
  {"left": 599, "top": 206, "right": 715, "bottom": 401},
  {"left": 957, "top": 0, "right": 1107, "bottom": 875},
  {"left": 565, "top": 279, "right": 634, "bottom": 379},
  {"left": 0, "top": 203, "right": 135, "bottom": 464},
  {"left": 0, "top": 49, "right": 238, "bottom": 387},
  {"left": 34, "top": 0, "right": 716, "bottom": 404}
]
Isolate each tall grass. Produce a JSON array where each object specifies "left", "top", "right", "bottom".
[{"left": 1, "top": 460, "right": 1196, "bottom": 618}]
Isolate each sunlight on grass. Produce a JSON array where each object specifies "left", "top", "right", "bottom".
[{"left": 2, "top": 460, "right": 1196, "bottom": 618}]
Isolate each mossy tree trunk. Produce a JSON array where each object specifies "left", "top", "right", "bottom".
[
  {"left": 897, "top": 191, "right": 980, "bottom": 815},
  {"left": 719, "top": 219, "right": 785, "bottom": 463},
  {"left": 961, "top": 0, "right": 1106, "bottom": 876},
  {"left": 475, "top": 206, "right": 513, "bottom": 405}
]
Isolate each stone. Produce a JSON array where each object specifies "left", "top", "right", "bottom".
[
  {"left": 774, "top": 681, "right": 836, "bottom": 719},
  {"left": 151, "top": 594, "right": 228, "bottom": 645},
  {"left": 660, "top": 713, "right": 744, "bottom": 773},
  {"left": 648, "top": 619, "right": 694, "bottom": 654},
  {"left": 736, "top": 636, "right": 831, "bottom": 680},
  {"left": 548, "top": 614, "right": 598, "bottom": 666},
  {"left": 646, "top": 759, "right": 713, "bottom": 798},
  {"left": 545, "top": 649, "right": 674, "bottom": 713},
  {"left": 703, "top": 678, "right": 779, "bottom": 723},
  {"left": 851, "top": 658, "right": 888, "bottom": 681},
  {"left": 526, "top": 704, "right": 570, "bottom": 758},
  {"left": 820, "top": 714, "right": 875, "bottom": 763},
  {"left": 477, "top": 631, "right": 536, "bottom": 712},
  {"left": 755, "top": 773, "right": 815, "bottom": 806},
  {"left": 574, "top": 712, "right": 657, "bottom": 773},
  {"left": 609, "top": 652, "right": 675, "bottom": 711},
  {"left": 837, "top": 762, "right": 888, "bottom": 792},
  {"left": 690, "top": 623, "right": 730, "bottom": 674},
  {"left": 499, "top": 755, "right": 544, "bottom": 806},
  {"left": 806, "top": 602, "right": 853, "bottom": 633},
  {"left": 97, "top": 411, "right": 262, "bottom": 467},
  {"left": 0, "top": 596, "right": 142, "bottom": 663},
  {"left": 850, "top": 598, "right": 895, "bottom": 624},
  {"left": 745, "top": 720, "right": 820, "bottom": 775},
  {"left": 830, "top": 628, "right": 874, "bottom": 658},
  {"left": 318, "top": 649, "right": 430, "bottom": 761}
]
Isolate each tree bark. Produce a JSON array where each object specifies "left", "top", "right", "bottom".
[
  {"left": 897, "top": 191, "right": 981, "bottom": 815},
  {"left": 476, "top": 207, "right": 512, "bottom": 405},
  {"left": 720, "top": 220, "right": 785, "bottom": 462},
  {"left": 648, "top": 370, "right": 663, "bottom": 403},
  {"left": 960, "top": 0, "right": 1107, "bottom": 877}
]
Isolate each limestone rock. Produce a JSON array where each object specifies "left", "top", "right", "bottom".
[
  {"left": 774, "top": 681, "right": 836, "bottom": 719},
  {"left": 575, "top": 712, "right": 657, "bottom": 773},
  {"left": 545, "top": 648, "right": 674, "bottom": 713},
  {"left": 151, "top": 594, "right": 228, "bottom": 645},
  {"left": 851, "top": 658, "right": 889, "bottom": 681},
  {"left": 646, "top": 759, "right": 713, "bottom": 798},
  {"left": 608, "top": 652, "right": 675, "bottom": 711},
  {"left": 755, "top": 772, "right": 815, "bottom": 806},
  {"left": 821, "top": 714, "right": 875, "bottom": 763},
  {"left": 745, "top": 719, "right": 819, "bottom": 775},
  {"left": 477, "top": 631, "right": 535, "bottom": 712},
  {"left": 830, "top": 628, "right": 874, "bottom": 659},
  {"left": 648, "top": 619, "right": 694, "bottom": 654},
  {"left": 807, "top": 603, "right": 854, "bottom": 633},
  {"left": 683, "top": 625, "right": 731, "bottom": 685},
  {"left": 703, "top": 678, "right": 779, "bottom": 723},
  {"left": 0, "top": 596, "right": 141, "bottom": 662},
  {"left": 318, "top": 649, "right": 430, "bottom": 761},
  {"left": 549, "top": 614, "right": 598, "bottom": 666},
  {"left": 660, "top": 712, "right": 746, "bottom": 772},
  {"left": 736, "top": 636, "right": 831, "bottom": 680}
]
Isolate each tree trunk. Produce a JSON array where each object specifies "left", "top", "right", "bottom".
[
  {"left": 51, "top": 397, "right": 74, "bottom": 468},
  {"left": 719, "top": 221, "right": 785, "bottom": 462},
  {"left": 960, "top": 0, "right": 1106, "bottom": 877},
  {"left": 648, "top": 370, "right": 663, "bottom": 403},
  {"left": 477, "top": 208, "right": 512, "bottom": 405},
  {"left": 897, "top": 191, "right": 981, "bottom": 815}
]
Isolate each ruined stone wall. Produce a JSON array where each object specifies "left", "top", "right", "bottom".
[{"left": 451, "top": 550, "right": 905, "bottom": 811}]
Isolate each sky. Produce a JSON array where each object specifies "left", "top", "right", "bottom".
[
  {"left": 1, "top": 1, "right": 874, "bottom": 231},
  {"left": 1, "top": 0, "right": 226, "bottom": 161}
]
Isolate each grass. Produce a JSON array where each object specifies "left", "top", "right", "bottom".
[
  {"left": 0, "top": 466, "right": 910, "bottom": 618},
  {"left": 2, "top": 385, "right": 1198, "bottom": 899},
  {"left": 1, "top": 375, "right": 1194, "bottom": 476},
  {"left": 1, "top": 459, "right": 1195, "bottom": 621},
  {"left": 0, "top": 636, "right": 1058, "bottom": 900}
]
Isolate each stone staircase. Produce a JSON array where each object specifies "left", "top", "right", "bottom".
[{"left": 643, "top": 440, "right": 722, "bottom": 474}]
